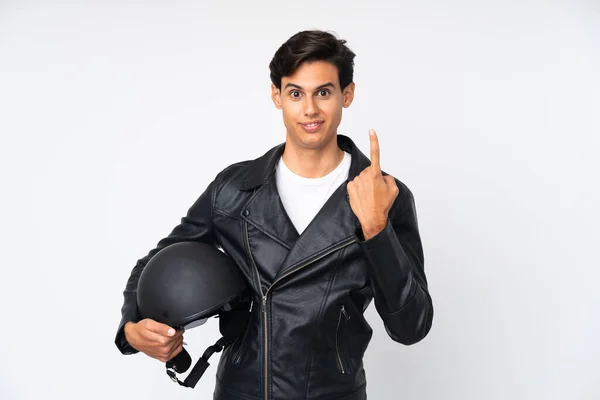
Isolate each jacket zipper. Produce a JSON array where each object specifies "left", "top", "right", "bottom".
[
  {"left": 336, "top": 305, "right": 351, "bottom": 374},
  {"left": 244, "top": 219, "right": 357, "bottom": 400},
  {"left": 243, "top": 221, "right": 268, "bottom": 399}
]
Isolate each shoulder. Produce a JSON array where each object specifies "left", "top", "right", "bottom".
[
  {"left": 212, "top": 160, "right": 252, "bottom": 199},
  {"left": 383, "top": 171, "right": 417, "bottom": 220},
  {"left": 216, "top": 160, "right": 252, "bottom": 185}
]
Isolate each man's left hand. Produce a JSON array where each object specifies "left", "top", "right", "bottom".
[{"left": 347, "top": 129, "right": 400, "bottom": 240}]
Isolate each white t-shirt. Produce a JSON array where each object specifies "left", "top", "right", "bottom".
[{"left": 275, "top": 151, "right": 352, "bottom": 234}]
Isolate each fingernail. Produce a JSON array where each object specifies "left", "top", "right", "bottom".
[{"left": 168, "top": 328, "right": 175, "bottom": 336}]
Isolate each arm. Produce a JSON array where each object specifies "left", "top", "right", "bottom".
[
  {"left": 357, "top": 188, "right": 433, "bottom": 345},
  {"left": 115, "top": 173, "right": 221, "bottom": 355}
]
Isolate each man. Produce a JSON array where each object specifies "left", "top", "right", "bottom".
[{"left": 115, "top": 29, "right": 433, "bottom": 400}]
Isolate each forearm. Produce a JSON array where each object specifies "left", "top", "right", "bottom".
[
  {"left": 358, "top": 217, "right": 433, "bottom": 345},
  {"left": 115, "top": 262, "right": 145, "bottom": 354},
  {"left": 114, "top": 173, "right": 220, "bottom": 354}
]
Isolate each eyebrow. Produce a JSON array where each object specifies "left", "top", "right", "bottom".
[{"left": 283, "top": 82, "right": 335, "bottom": 91}]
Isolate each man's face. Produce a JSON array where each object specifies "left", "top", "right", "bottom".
[{"left": 271, "top": 60, "right": 355, "bottom": 150}]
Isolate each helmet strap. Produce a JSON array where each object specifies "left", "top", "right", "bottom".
[
  {"left": 165, "top": 300, "right": 252, "bottom": 388},
  {"left": 166, "top": 336, "right": 228, "bottom": 388}
]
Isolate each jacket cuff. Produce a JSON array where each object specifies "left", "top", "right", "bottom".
[{"left": 115, "top": 318, "right": 140, "bottom": 355}]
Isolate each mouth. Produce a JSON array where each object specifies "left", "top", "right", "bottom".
[{"left": 299, "top": 121, "right": 324, "bottom": 133}]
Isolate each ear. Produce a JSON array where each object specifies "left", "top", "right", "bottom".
[
  {"left": 271, "top": 83, "right": 282, "bottom": 109},
  {"left": 342, "top": 82, "right": 355, "bottom": 108}
]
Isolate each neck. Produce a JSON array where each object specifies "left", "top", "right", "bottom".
[{"left": 281, "top": 135, "right": 344, "bottom": 178}]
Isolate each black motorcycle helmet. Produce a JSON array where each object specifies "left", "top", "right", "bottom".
[{"left": 137, "top": 240, "right": 251, "bottom": 388}]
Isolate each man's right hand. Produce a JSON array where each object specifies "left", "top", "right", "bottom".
[{"left": 124, "top": 319, "right": 184, "bottom": 362}]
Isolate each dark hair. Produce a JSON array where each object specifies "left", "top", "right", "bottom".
[{"left": 269, "top": 30, "right": 356, "bottom": 91}]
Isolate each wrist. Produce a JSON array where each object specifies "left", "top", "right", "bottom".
[
  {"left": 124, "top": 321, "right": 137, "bottom": 341},
  {"left": 362, "top": 222, "right": 387, "bottom": 240}
]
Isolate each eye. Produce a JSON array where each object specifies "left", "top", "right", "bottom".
[
  {"left": 290, "top": 90, "right": 301, "bottom": 98},
  {"left": 317, "top": 89, "right": 330, "bottom": 96}
]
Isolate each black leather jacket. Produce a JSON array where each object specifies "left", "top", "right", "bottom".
[{"left": 115, "top": 134, "right": 434, "bottom": 400}]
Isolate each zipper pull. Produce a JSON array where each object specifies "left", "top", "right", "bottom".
[
  {"left": 261, "top": 295, "right": 267, "bottom": 312},
  {"left": 341, "top": 305, "right": 350, "bottom": 320}
]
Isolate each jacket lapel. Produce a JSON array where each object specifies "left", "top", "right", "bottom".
[
  {"left": 238, "top": 135, "right": 371, "bottom": 281},
  {"left": 274, "top": 181, "right": 360, "bottom": 278},
  {"left": 241, "top": 173, "right": 300, "bottom": 250}
]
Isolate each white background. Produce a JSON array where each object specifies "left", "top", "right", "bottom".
[{"left": 1, "top": 1, "right": 598, "bottom": 399}]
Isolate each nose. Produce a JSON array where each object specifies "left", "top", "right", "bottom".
[{"left": 303, "top": 97, "right": 318, "bottom": 117}]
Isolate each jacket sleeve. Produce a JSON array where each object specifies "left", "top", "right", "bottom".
[
  {"left": 114, "top": 173, "right": 221, "bottom": 355},
  {"left": 357, "top": 186, "right": 433, "bottom": 345}
]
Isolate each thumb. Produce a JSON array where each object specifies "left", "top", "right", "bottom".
[
  {"left": 383, "top": 175, "right": 396, "bottom": 185},
  {"left": 146, "top": 319, "right": 176, "bottom": 336}
]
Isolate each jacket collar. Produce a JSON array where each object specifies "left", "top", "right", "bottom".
[{"left": 238, "top": 134, "right": 371, "bottom": 191}]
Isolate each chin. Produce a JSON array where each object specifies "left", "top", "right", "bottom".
[{"left": 294, "top": 131, "right": 332, "bottom": 148}]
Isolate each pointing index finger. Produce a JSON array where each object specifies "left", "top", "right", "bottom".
[{"left": 369, "top": 129, "right": 381, "bottom": 174}]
